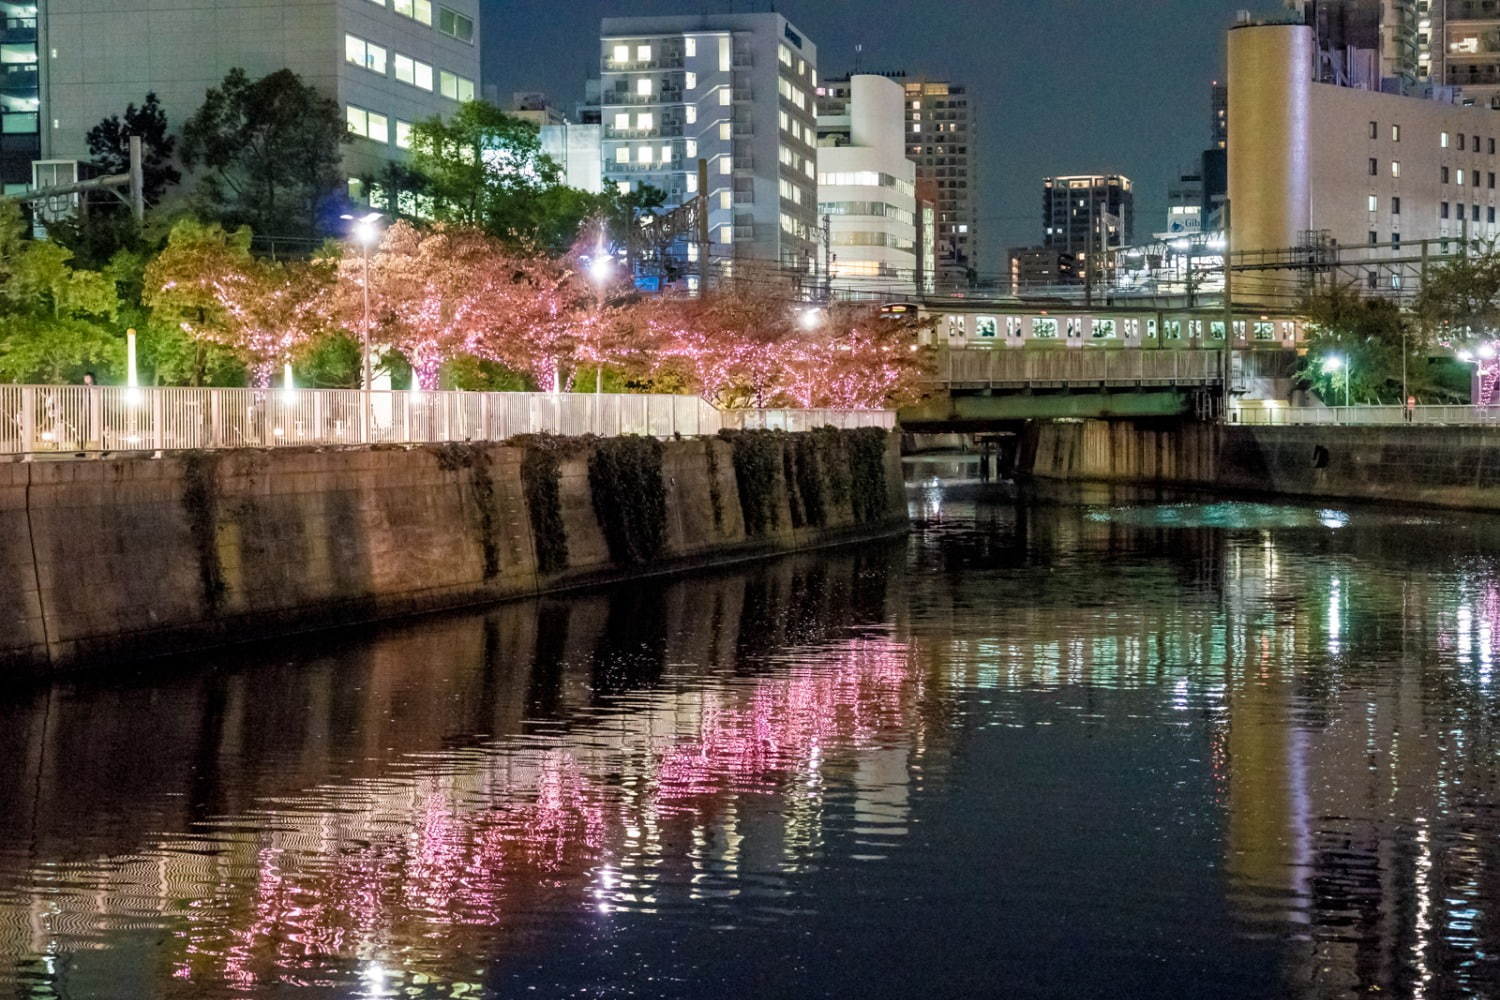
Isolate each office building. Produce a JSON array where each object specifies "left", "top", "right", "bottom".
[
  {"left": 598, "top": 12, "right": 821, "bottom": 280},
  {"left": 814, "top": 74, "right": 917, "bottom": 296},
  {"left": 1007, "top": 246, "right": 1078, "bottom": 292},
  {"left": 869, "top": 72, "right": 977, "bottom": 288},
  {"left": 1165, "top": 164, "right": 1205, "bottom": 237},
  {"left": 1212, "top": 81, "right": 1229, "bottom": 150},
  {"left": 9, "top": 0, "right": 481, "bottom": 196},
  {"left": 1229, "top": 18, "right": 1500, "bottom": 263},
  {"left": 1043, "top": 174, "right": 1134, "bottom": 265},
  {"left": 540, "top": 122, "right": 603, "bottom": 193}
]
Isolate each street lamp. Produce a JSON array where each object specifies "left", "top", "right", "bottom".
[
  {"left": 1324, "top": 354, "right": 1350, "bottom": 408},
  {"left": 588, "top": 249, "right": 613, "bottom": 395},
  {"left": 799, "top": 307, "right": 825, "bottom": 331},
  {"left": 340, "top": 212, "right": 384, "bottom": 392}
]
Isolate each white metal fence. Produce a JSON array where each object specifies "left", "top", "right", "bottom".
[
  {"left": 1232, "top": 405, "right": 1500, "bottom": 427},
  {"left": 0, "top": 385, "right": 895, "bottom": 458}
]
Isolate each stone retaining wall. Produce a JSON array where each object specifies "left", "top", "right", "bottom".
[
  {"left": 1021, "top": 419, "right": 1500, "bottom": 511},
  {"left": 1, "top": 431, "right": 906, "bottom": 680}
]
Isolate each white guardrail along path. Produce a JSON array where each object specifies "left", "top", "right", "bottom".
[
  {"left": 1232, "top": 405, "right": 1500, "bottom": 427},
  {"left": 0, "top": 385, "right": 895, "bottom": 457}
]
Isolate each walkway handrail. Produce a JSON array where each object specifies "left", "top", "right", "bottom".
[
  {"left": 0, "top": 385, "right": 895, "bottom": 457},
  {"left": 1231, "top": 405, "right": 1500, "bottom": 427}
]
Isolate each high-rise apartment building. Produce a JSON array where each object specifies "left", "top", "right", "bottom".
[
  {"left": 5, "top": 0, "right": 481, "bottom": 198},
  {"left": 876, "top": 73, "right": 975, "bottom": 288},
  {"left": 598, "top": 13, "right": 821, "bottom": 281},
  {"left": 1212, "top": 81, "right": 1229, "bottom": 149},
  {"left": 1421, "top": 0, "right": 1500, "bottom": 107},
  {"left": 1043, "top": 175, "right": 1133, "bottom": 259},
  {"left": 815, "top": 74, "right": 917, "bottom": 296}
]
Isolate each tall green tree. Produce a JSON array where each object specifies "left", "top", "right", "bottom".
[
  {"left": 1412, "top": 239, "right": 1500, "bottom": 349},
  {"left": 407, "top": 101, "right": 605, "bottom": 251},
  {"left": 0, "top": 205, "right": 121, "bottom": 383},
  {"left": 86, "top": 92, "right": 182, "bottom": 206},
  {"left": 180, "top": 68, "right": 349, "bottom": 237},
  {"left": 1299, "top": 282, "right": 1432, "bottom": 404}
]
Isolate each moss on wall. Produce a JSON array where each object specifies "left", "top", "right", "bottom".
[
  {"left": 588, "top": 435, "right": 668, "bottom": 566},
  {"left": 178, "top": 452, "right": 226, "bottom": 614}
]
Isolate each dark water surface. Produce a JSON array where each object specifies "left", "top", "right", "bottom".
[{"left": 3, "top": 476, "right": 1500, "bottom": 999}]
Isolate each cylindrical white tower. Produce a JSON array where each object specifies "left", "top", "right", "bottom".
[{"left": 1227, "top": 23, "right": 1314, "bottom": 257}]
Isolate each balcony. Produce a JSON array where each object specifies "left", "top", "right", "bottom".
[
  {"left": 1448, "top": 0, "right": 1500, "bottom": 21},
  {"left": 604, "top": 54, "right": 686, "bottom": 71},
  {"left": 1448, "top": 64, "right": 1500, "bottom": 84},
  {"left": 0, "top": 64, "right": 38, "bottom": 94},
  {"left": 0, "top": 17, "right": 36, "bottom": 43},
  {"left": 603, "top": 89, "right": 684, "bottom": 106}
]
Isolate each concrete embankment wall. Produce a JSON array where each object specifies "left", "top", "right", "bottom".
[
  {"left": 1021, "top": 420, "right": 1500, "bottom": 510},
  {"left": 1, "top": 430, "right": 906, "bottom": 680}
]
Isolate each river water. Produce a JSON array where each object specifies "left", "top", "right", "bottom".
[{"left": 2, "top": 467, "right": 1499, "bottom": 999}]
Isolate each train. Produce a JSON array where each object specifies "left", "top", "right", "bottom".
[{"left": 880, "top": 302, "right": 1306, "bottom": 350}]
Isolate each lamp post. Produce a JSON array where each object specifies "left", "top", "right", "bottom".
[
  {"left": 1324, "top": 354, "right": 1350, "bottom": 409},
  {"left": 340, "top": 212, "right": 384, "bottom": 391},
  {"left": 589, "top": 249, "right": 613, "bottom": 395}
]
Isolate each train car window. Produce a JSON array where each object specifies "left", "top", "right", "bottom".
[
  {"left": 1007, "top": 317, "right": 1022, "bottom": 338},
  {"left": 1163, "top": 319, "right": 1182, "bottom": 339},
  {"left": 1094, "top": 319, "right": 1116, "bottom": 338},
  {"left": 1146, "top": 319, "right": 1158, "bottom": 339},
  {"left": 1253, "top": 321, "right": 1275, "bottom": 340},
  {"left": 1188, "top": 320, "right": 1203, "bottom": 339},
  {"left": 1066, "top": 318, "right": 1082, "bottom": 338},
  {"left": 976, "top": 316, "right": 998, "bottom": 338},
  {"left": 1032, "top": 318, "right": 1058, "bottom": 339},
  {"left": 1233, "top": 320, "right": 1247, "bottom": 340},
  {"left": 1124, "top": 319, "right": 1139, "bottom": 339},
  {"left": 948, "top": 316, "right": 965, "bottom": 338},
  {"left": 1210, "top": 321, "right": 1226, "bottom": 340}
]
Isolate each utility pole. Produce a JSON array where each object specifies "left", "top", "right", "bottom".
[
  {"left": 822, "top": 212, "right": 832, "bottom": 301},
  {"left": 696, "top": 157, "right": 711, "bottom": 294},
  {"left": 128, "top": 136, "right": 144, "bottom": 223}
]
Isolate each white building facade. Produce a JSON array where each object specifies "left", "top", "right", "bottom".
[
  {"left": 815, "top": 75, "right": 917, "bottom": 297},
  {"left": 598, "top": 12, "right": 821, "bottom": 283},
  {"left": 34, "top": 0, "right": 480, "bottom": 195},
  {"left": 541, "top": 122, "right": 603, "bottom": 194}
]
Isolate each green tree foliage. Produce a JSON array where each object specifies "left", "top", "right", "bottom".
[
  {"left": 0, "top": 205, "right": 122, "bottom": 383},
  {"left": 86, "top": 92, "right": 182, "bottom": 205},
  {"left": 180, "top": 68, "right": 349, "bottom": 237},
  {"left": 1412, "top": 239, "right": 1500, "bottom": 348},
  {"left": 406, "top": 101, "right": 609, "bottom": 252},
  {"left": 1299, "top": 282, "right": 1433, "bottom": 404}
]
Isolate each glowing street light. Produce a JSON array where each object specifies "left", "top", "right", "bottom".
[
  {"left": 1323, "top": 354, "right": 1350, "bottom": 408},
  {"left": 588, "top": 244, "right": 614, "bottom": 395},
  {"left": 800, "top": 307, "right": 825, "bottom": 331},
  {"left": 340, "top": 212, "right": 384, "bottom": 392}
]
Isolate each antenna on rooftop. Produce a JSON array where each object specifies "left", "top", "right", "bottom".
[{"left": 855, "top": 43, "right": 864, "bottom": 72}]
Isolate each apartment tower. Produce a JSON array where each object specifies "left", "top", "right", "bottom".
[{"left": 598, "top": 12, "right": 821, "bottom": 281}]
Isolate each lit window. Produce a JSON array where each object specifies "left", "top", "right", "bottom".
[
  {"left": 612, "top": 44, "right": 629, "bottom": 63},
  {"left": 719, "top": 88, "right": 732, "bottom": 106},
  {"left": 395, "top": 55, "right": 433, "bottom": 91},
  {"left": 438, "top": 71, "right": 474, "bottom": 101},
  {"left": 345, "top": 35, "right": 386, "bottom": 75},
  {"left": 637, "top": 44, "right": 652, "bottom": 61},
  {"left": 637, "top": 112, "right": 653, "bottom": 129},
  {"left": 685, "top": 106, "right": 697, "bottom": 124},
  {"left": 638, "top": 146, "right": 654, "bottom": 164},
  {"left": 685, "top": 37, "right": 696, "bottom": 58},
  {"left": 395, "top": 119, "right": 413, "bottom": 149},
  {"left": 637, "top": 78, "right": 652, "bottom": 96},
  {"left": 719, "top": 225, "right": 734, "bottom": 244},
  {"left": 719, "top": 190, "right": 732, "bottom": 209},
  {"left": 345, "top": 105, "right": 387, "bottom": 143},
  {"left": 614, "top": 112, "right": 630, "bottom": 130},
  {"left": 686, "top": 173, "right": 698, "bottom": 193},
  {"left": 1459, "top": 168, "right": 1466, "bottom": 185},
  {"left": 660, "top": 145, "right": 672, "bottom": 162},
  {"left": 719, "top": 37, "right": 731, "bottom": 72},
  {"left": 719, "top": 156, "right": 732, "bottom": 175},
  {"left": 779, "top": 45, "right": 792, "bottom": 67},
  {"left": 1367, "top": 194, "right": 1378, "bottom": 211},
  {"left": 685, "top": 139, "right": 698, "bottom": 157},
  {"left": 1442, "top": 131, "right": 1450, "bottom": 147},
  {"left": 617, "top": 180, "right": 631, "bottom": 194},
  {"left": 1392, "top": 160, "right": 1401, "bottom": 177},
  {"left": 394, "top": 0, "right": 433, "bottom": 25},
  {"left": 616, "top": 147, "right": 630, "bottom": 164},
  {"left": 685, "top": 72, "right": 697, "bottom": 89},
  {"left": 1392, "top": 124, "right": 1400, "bottom": 142},
  {"left": 719, "top": 122, "right": 731, "bottom": 140}
]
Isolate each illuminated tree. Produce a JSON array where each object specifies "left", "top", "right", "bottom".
[
  {"left": 638, "top": 284, "right": 933, "bottom": 409},
  {"left": 337, "top": 221, "right": 511, "bottom": 390},
  {"left": 145, "top": 219, "right": 333, "bottom": 387}
]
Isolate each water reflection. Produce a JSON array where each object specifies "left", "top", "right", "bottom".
[{"left": 1, "top": 486, "right": 1499, "bottom": 998}]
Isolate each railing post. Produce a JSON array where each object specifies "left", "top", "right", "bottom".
[
  {"left": 151, "top": 390, "right": 165, "bottom": 450},
  {"left": 19, "top": 387, "right": 34, "bottom": 456}
]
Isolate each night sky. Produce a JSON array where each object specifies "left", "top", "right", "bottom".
[{"left": 481, "top": 0, "right": 1257, "bottom": 278}]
